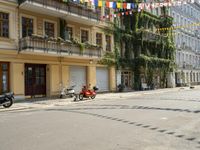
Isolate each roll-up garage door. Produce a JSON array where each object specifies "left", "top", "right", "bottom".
[
  {"left": 96, "top": 67, "right": 109, "bottom": 92},
  {"left": 70, "top": 66, "right": 86, "bottom": 92}
]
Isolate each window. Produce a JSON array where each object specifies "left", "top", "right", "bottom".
[
  {"left": 81, "top": 29, "right": 89, "bottom": 43},
  {"left": 66, "top": 26, "right": 73, "bottom": 40},
  {"left": 0, "top": 62, "right": 9, "bottom": 94},
  {"left": 0, "top": 12, "right": 9, "bottom": 38},
  {"left": 44, "top": 21, "right": 55, "bottom": 38},
  {"left": 106, "top": 35, "right": 111, "bottom": 51},
  {"left": 22, "top": 17, "right": 33, "bottom": 38},
  {"left": 96, "top": 33, "right": 102, "bottom": 46},
  {"left": 156, "top": 8, "right": 159, "bottom": 16},
  {"left": 104, "top": 8, "right": 110, "bottom": 21}
]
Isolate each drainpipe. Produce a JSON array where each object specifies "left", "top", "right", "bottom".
[{"left": 17, "top": 2, "right": 20, "bottom": 54}]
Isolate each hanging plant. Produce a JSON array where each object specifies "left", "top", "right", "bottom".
[
  {"left": 79, "top": 43, "right": 85, "bottom": 53},
  {"left": 98, "top": 51, "right": 116, "bottom": 66}
]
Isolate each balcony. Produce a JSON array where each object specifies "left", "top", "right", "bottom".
[
  {"left": 139, "top": 30, "right": 167, "bottom": 42},
  {"left": 18, "top": 0, "right": 101, "bottom": 25},
  {"left": 182, "top": 63, "right": 193, "bottom": 70},
  {"left": 19, "top": 36, "right": 102, "bottom": 58}
]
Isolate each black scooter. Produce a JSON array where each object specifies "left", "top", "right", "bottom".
[{"left": 0, "top": 92, "right": 14, "bottom": 108}]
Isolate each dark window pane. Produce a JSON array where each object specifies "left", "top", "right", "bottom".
[
  {"left": 2, "top": 71, "right": 8, "bottom": 92},
  {"left": 22, "top": 17, "right": 33, "bottom": 37},
  {"left": 2, "top": 64, "right": 8, "bottom": 70},
  {"left": 0, "top": 12, "right": 9, "bottom": 38},
  {"left": 96, "top": 33, "right": 102, "bottom": 46},
  {"left": 66, "top": 26, "right": 73, "bottom": 40},
  {"left": 45, "top": 22, "right": 54, "bottom": 38},
  {"left": 81, "top": 30, "right": 88, "bottom": 43},
  {"left": 106, "top": 35, "right": 111, "bottom": 51}
]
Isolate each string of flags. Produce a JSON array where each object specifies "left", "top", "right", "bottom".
[
  {"left": 63, "top": 0, "right": 196, "bottom": 20},
  {"left": 157, "top": 22, "right": 200, "bottom": 31},
  {"left": 63, "top": 0, "right": 195, "bottom": 10},
  {"left": 100, "top": 9, "right": 137, "bottom": 20}
]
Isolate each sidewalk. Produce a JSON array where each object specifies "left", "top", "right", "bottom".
[{"left": 0, "top": 86, "right": 199, "bottom": 112}]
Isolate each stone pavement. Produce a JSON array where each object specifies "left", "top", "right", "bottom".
[{"left": 0, "top": 86, "right": 199, "bottom": 112}]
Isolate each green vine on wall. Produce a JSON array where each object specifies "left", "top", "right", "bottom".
[{"left": 115, "top": 4, "right": 176, "bottom": 90}]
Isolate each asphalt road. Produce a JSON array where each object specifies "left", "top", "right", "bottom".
[{"left": 0, "top": 88, "right": 200, "bottom": 150}]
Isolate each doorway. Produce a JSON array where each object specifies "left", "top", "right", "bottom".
[
  {"left": 121, "top": 71, "right": 132, "bottom": 89},
  {"left": 0, "top": 62, "right": 9, "bottom": 94},
  {"left": 25, "top": 64, "right": 46, "bottom": 96}
]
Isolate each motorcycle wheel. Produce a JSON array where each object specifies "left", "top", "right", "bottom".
[
  {"left": 79, "top": 94, "right": 84, "bottom": 100},
  {"left": 3, "top": 98, "right": 13, "bottom": 108},
  {"left": 73, "top": 94, "right": 78, "bottom": 101},
  {"left": 91, "top": 95, "right": 96, "bottom": 99},
  {"left": 69, "top": 93, "right": 74, "bottom": 98}
]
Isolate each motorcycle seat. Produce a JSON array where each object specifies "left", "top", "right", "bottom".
[
  {"left": 0, "top": 95, "right": 5, "bottom": 98},
  {"left": 4, "top": 92, "right": 14, "bottom": 96}
]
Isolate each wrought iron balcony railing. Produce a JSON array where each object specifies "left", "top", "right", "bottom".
[
  {"left": 18, "top": 0, "right": 101, "bottom": 21},
  {"left": 19, "top": 36, "right": 102, "bottom": 58}
]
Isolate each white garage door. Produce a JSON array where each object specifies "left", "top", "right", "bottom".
[
  {"left": 96, "top": 67, "right": 109, "bottom": 92},
  {"left": 70, "top": 66, "right": 86, "bottom": 93}
]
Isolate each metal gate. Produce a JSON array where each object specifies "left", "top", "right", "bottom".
[
  {"left": 70, "top": 66, "right": 86, "bottom": 92},
  {"left": 96, "top": 67, "right": 109, "bottom": 92}
]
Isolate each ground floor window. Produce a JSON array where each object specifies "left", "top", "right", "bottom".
[{"left": 0, "top": 62, "right": 9, "bottom": 94}]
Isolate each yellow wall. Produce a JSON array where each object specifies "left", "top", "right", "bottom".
[
  {"left": 62, "top": 65, "right": 69, "bottom": 87},
  {"left": 87, "top": 65, "right": 96, "bottom": 87},
  {"left": 49, "top": 64, "right": 60, "bottom": 96},
  {"left": 0, "top": 3, "right": 117, "bottom": 98},
  {"left": 10, "top": 62, "right": 24, "bottom": 95},
  {"left": 109, "top": 66, "right": 116, "bottom": 91},
  {"left": 19, "top": 10, "right": 113, "bottom": 52},
  {"left": 0, "top": 1, "right": 18, "bottom": 50}
]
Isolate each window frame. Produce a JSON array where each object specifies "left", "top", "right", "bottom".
[
  {"left": 44, "top": 21, "right": 55, "bottom": 38},
  {"left": 66, "top": 25, "right": 74, "bottom": 40},
  {"left": 0, "top": 12, "right": 9, "bottom": 38},
  {"left": 96, "top": 32, "right": 102, "bottom": 47},
  {"left": 20, "top": 14, "right": 36, "bottom": 38},
  {"left": 80, "top": 28, "right": 89, "bottom": 43},
  {"left": 105, "top": 35, "right": 111, "bottom": 51}
]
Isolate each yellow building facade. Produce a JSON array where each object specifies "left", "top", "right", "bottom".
[{"left": 0, "top": 0, "right": 116, "bottom": 99}]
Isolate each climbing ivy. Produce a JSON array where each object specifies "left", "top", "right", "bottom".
[{"left": 116, "top": 4, "right": 175, "bottom": 90}]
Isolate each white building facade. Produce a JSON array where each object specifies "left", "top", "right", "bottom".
[{"left": 170, "top": 0, "right": 200, "bottom": 86}]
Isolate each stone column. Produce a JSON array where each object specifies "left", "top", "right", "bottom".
[
  {"left": 87, "top": 65, "right": 96, "bottom": 87},
  {"left": 167, "top": 72, "right": 175, "bottom": 88},
  {"left": 49, "top": 64, "right": 60, "bottom": 96},
  {"left": 10, "top": 62, "right": 25, "bottom": 97},
  {"left": 62, "top": 65, "right": 69, "bottom": 87},
  {"left": 109, "top": 66, "right": 116, "bottom": 91}
]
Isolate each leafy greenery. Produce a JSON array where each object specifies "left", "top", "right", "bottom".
[
  {"left": 98, "top": 51, "right": 116, "bottom": 66},
  {"left": 99, "top": 4, "right": 176, "bottom": 90},
  {"left": 116, "top": 7, "right": 175, "bottom": 90}
]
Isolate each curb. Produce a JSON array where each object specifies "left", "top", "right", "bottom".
[{"left": 1, "top": 86, "right": 199, "bottom": 112}]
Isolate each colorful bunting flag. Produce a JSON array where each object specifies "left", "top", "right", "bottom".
[
  {"left": 123, "top": 3, "right": 127, "bottom": 9},
  {"left": 98, "top": 0, "right": 102, "bottom": 7},
  {"left": 127, "top": 3, "right": 131, "bottom": 9},
  {"left": 109, "top": 2, "right": 113, "bottom": 8}
]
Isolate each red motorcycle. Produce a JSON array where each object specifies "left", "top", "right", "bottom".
[{"left": 77, "top": 85, "right": 98, "bottom": 101}]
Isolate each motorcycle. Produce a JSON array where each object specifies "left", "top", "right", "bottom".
[
  {"left": 75, "top": 85, "right": 98, "bottom": 101},
  {"left": 60, "top": 85, "right": 75, "bottom": 98},
  {"left": 0, "top": 92, "right": 14, "bottom": 108}
]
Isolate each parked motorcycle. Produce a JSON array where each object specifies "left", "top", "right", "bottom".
[
  {"left": 0, "top": 92, "right": 14, "bottom": 108},
  {"left": 76, "top": 85, "right": 98, "bottom": 101},
  {"left": 60, "top": 85, "right": 75, "bottom": 98}
]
